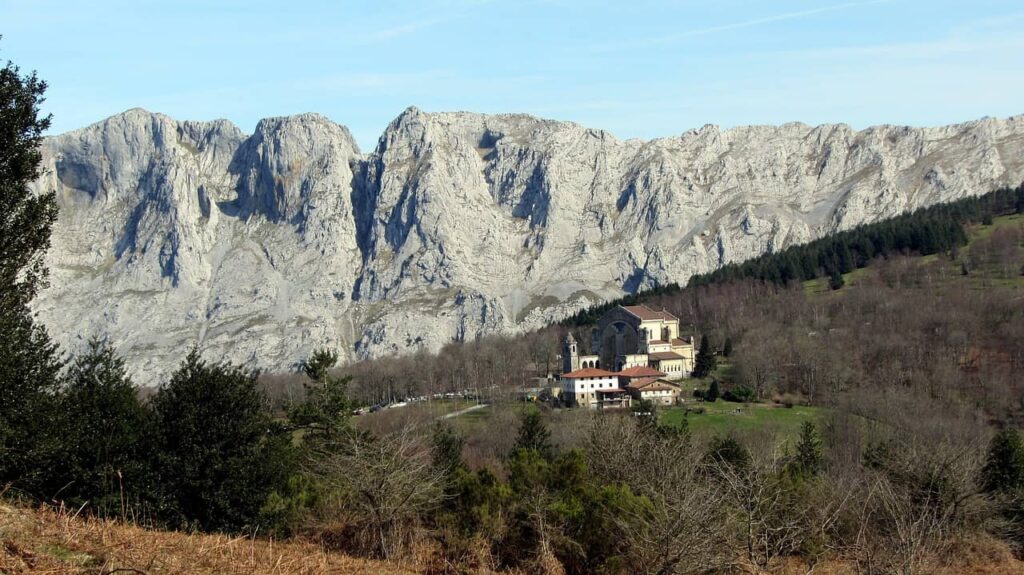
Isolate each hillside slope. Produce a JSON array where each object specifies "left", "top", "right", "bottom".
[
  {"left": 32, "top": 109, "right": 1024, "bottom": 381},
  {"left": 0, "top": 503, "right": 414, "bottom": 575}
]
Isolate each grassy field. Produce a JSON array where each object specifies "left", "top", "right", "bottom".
[
  {"left": 802, "top": 266, "right": 873, "bottom": 294},
  {"left": 969, "top": 212, "right": 1024, "bottom": 241},
  {"left": 801, "top": 213, "right": 1024, "bottom": 295},
  {"left": 354, "top": 399, "right": 478, "bottom": 435},
  {"left": 660, "top": 400, "right": 825, "bottom": 438}
]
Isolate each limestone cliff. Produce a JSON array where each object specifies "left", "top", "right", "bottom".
[{"left": 32, "top": 108, "right": 1024, "bottom": 381}]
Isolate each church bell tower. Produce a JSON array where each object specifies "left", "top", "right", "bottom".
[{"left": 562, "top": 333, "right": 580, "bottom": 374}]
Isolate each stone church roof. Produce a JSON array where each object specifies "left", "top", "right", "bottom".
[{"left": 622, "top": 304, "right": 679, "bottom": 322}]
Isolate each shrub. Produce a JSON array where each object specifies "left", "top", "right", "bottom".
[{"left": 723, "top": 385, "right": 755, "bottom": 403}]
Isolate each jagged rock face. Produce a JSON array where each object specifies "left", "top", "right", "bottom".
[{"left": 32, "top": 108, "right": 1024, "bottom": 382}]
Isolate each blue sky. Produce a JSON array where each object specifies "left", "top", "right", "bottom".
[{"left": 2, "top": 0, "right": 1023, "bottom": 151}]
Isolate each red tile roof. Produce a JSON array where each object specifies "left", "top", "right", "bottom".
[
  {"left": 561, "top": 367, "right": 617, "bottom": 378},
  {"left": 648, "top": 351, "right": 685, "bottom": 361},
  {"left": 647, "top": 339, "right": 668, "bottom": 345},
  {"left": 671, "top": 337, "right": 693, "bottom": 346},
  {"left": 625, "top": 378, "right": 681, "bottom": 392},
  {"left": 622, "top": 304, "right": 679, "bottom": 322},
  {"left": 616, "top": 366, "right": 666, "bottom": 378}
]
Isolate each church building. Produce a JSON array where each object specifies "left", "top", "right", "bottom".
[
  {"left": 558, "top": 304, "right": 696, "bottom": 408},
  {"left": 585, "top": 304, "right": 695, "bottom": 378}
]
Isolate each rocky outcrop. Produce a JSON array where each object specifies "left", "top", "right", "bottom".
[{"left": 32, "top": 108, "right": 1024, "bottom": 381}]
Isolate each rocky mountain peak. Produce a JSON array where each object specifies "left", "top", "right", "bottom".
[{"left": 31, "top": 108, "right": 1024, "bottom": 382}]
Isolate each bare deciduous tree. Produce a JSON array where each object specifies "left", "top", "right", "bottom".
[
  {"left": 310, "top": 427, "right": 446, "bottom": 560},
  {"left": 585, "top": 415, "right": 734, "bottom": 575}
]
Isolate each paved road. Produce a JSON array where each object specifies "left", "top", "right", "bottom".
[{"left": 441, "top": 403, "right": 488, "bottom": 420}]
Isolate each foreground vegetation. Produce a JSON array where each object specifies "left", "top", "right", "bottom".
[{"left": 0, "top": 502, "right": 413, "bottom": 574}]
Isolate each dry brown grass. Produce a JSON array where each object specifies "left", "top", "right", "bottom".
[
  {"left": 0, "top": 503, "right": 415, "bottom": 575},
  {"left": 769, "top": 535, "right": 1024, "bottom": 575},
  {"left": 4, "top": 501, "right": 1023, "bottom": 575}
]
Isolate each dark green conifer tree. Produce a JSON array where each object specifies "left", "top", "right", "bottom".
[
  {"left": 982, "top": 429, "right": 1024, "bottom": 494},
  {"left": 828, "top": 267, "right": 845, "bottom": 290},
  {"left": 513, "top": 409, "right": 553, "bottom": 460},
  {"left": 692, "top": 335, "right": 716, "bottom": 378},
  {"left": 705, "top": 379, "right": 721, "bottom": 403},
  {"left": 791, "top": 421, "right": 823, "bottom": 478},
  {"left": 0, "top": 54, "right": 63, "bottom": 494},
  {"left": 56, "top": 337, "right": 151, "bottom": 514},
  {"left": 151, "top": 350, "right": 293, "bottom": 532},
  {"left": 288, "top": 348, "right": 353, "bottom": 447},
  {"left": 706, "top": 434, "right": 750, "bottom": 471}
]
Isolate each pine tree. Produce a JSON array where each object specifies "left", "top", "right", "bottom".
[
  {"left": 56, "top": 337, "right": 151, "bottom": 515},
  {"left": 828, "top": 267, "right": 845, "bottom": 290},
  {"left": 0, "top": 54, "right": 63, "bottom": 494},
  {"left": 151, "top": 349, "right": 294, "bottom": 531},
  {"left": 288, "top": 348, "right": 353, "bottom": 446},
  {"left": 692, "top": 334, "right": 716, "bottom": 378},
  {"left": 722, "top": 337, "right": 733, "bottom": 358},
  {"left": 981, "top": 429, "right": 1024, "bottom": 494},
  {"left": 431, "top": 421, "right": 466, "bottom": 476},
  {"left": 706, "top": 434, "right": 750, "bottom": 471},
  {"left": 513, "top": 409, "right": 553, "bottom": 460},
  {"left": 792, "top": 421, "right": 823, "bottom": 478},
  {"left": 705, "top": 379, "right": 721, "bottom": 402}
]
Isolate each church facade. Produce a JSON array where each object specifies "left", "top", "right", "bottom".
[{"left": 591, "top": 304, "right": 695, "bottom": 378}]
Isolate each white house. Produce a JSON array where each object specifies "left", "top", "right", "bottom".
[{"left": 560, "top": 367, "right": 627, "bottom": 408}]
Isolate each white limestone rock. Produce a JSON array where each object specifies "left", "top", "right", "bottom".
[{"left": 32, "top": 108, "right": 1024, "bottom": 382}]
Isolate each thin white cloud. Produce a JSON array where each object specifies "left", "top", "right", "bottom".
[{"left": 592, "top": 0, "right": 895, "bottom": 53}]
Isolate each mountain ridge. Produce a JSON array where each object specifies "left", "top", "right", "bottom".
[{"left": 32, "top": 107, "right": 1024, "bottom": 382}]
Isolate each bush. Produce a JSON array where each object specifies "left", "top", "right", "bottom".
[
  {"left": 705, "top": 380, "right": 721, "bottom": 402},
  {"left": 723, "top": 385, "right": 755, "bottom": 403},
  {"left": 774, "top": 393, "right": 802, "bottom": 408}
]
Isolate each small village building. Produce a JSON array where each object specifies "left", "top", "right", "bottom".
[
  {"left": 624, "top": 377, "right": 682, "bottom": 405},
  {"left": 560, "top": 367, "right": 625, "bottom": 409}
]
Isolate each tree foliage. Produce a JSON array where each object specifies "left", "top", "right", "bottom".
[
  {"left": 288, "top": 348, "right": 353, "bottom": 446},
  {"left": 705, "top": 379, "right": 721, "bottom": 402},
  {"left": 150, "top": 350, "right": 293, "bottom": 532},
  {"left": 513, "top": 409, "right": 553, "bottom": 460},
  {"left": 561, "top": 183, "right": 1023, "bottom": 328},
  {"left": 692, "top": 334, "right": 716, "bottom": 378},
  {"left": 982, "top": 429, "right": 1024, "bottom": 494},
  {"left": 791, "top": 421, "right": 824, "bottom": 479},
  {"left": 0, "top": 50, "right": 63, "bottom": 496},
  {"left": 55, "top": 337, "right": 150, "bottom": 515}
]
